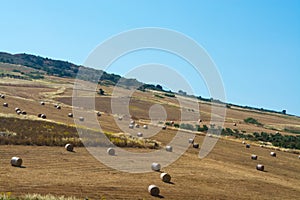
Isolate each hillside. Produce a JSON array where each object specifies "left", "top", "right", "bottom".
[
  {"left": 0, "top": 52, "right": 143, "bottom": 88},
  {"left": 0, "top": 55, "right": 300, "bottom": 199}
]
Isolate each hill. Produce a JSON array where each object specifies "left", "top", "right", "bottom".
[
  {"left": 0, "top": 52, "right": 144, "bottom": 88},
  {"left": 0, "top": 52, "right": 300, "bottom": 199}
]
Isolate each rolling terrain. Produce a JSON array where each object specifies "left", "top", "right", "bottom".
[{"left": 0, "top": 60, "right": 300, "bottom": 200}]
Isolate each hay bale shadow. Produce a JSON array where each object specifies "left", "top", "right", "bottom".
[{"left": 166, "top": 181, "right": 175, "bottom": 185}]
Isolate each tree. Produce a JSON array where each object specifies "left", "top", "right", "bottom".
[
  {"left": 282, "top": 110, "right": 286, "bottom": 115},
  {"left": 156, "top": 84, "right": 163, "bottom": 91}
]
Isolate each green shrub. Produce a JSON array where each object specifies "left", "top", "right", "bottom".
[{"left": 244, "top": 117, "right": 263, "bottom": 126}]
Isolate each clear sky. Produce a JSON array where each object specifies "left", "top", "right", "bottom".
[{"left": 0, "top": 0, "right": 299, "bottom": 116}]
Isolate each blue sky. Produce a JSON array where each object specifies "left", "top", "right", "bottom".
[{"left": 0, "top": 0, "right": 299, "bottom": 116}]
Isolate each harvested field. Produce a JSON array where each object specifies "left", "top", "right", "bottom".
[{"left": 0, "top": 139, "right": 300, "bottom": 199}]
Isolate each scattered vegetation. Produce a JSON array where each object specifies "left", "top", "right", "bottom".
[
  {"left": 0, "top": 193, "right": 80, "bottom": 200},
  {"left": 284, "top": 127, "right": 300, "bottom": 135},
  {"left": 164, "top": 121, "right": 300, "bottom": 150},
  {"left": 244, "top": 117, "right": 263, "bottom": 126},
  {"left": 164, "top": 93, "right": 176, "bottom": 98},
  {"left": 154, "top": 94, "right": 164, "bottom": 99},
  {"left": 0, "top": 117, "right": 158, "bottom": 148}
]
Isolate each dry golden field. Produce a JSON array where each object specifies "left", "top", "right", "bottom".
[{"left": 0, "top": 71, "right": 300, "bottom": 199}]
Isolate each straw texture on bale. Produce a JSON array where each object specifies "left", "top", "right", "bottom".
[
  {"left": 166, "top": 145, "right": 173, "bottom": 152},
  {"left": 256, "top": 164, "right": 264, "bottom": 171},
  {"left": 148, "top": 185, "right": 160, "bottom": 196},
  {"left": 107, "top": 147, "right": 115, "bottom": 156},
  {"left": 251, "top": 154, "right": 258, "bottom": 160},
  {"left": 137, "top": 132, "right": 143, "bottom": 137},
  {"left": 151, "top": 162, "right": 161, "bottom": 171},
  {"left": 160, "top": 172, "right": 171, "bottom": 183},
  {"left": 11, "top": 157, "right": 22, "bottom": 167},
  {"left": 188, "top": 138, "right": 194, "bottom": 144},
  {"left": 65, "top": 143, "right": 74, "bottom": 152},
  {"left": 270, "top": 152, "right": 276, "bottom": 157}
]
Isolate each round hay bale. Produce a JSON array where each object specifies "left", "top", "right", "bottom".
[
  {"left": 270, "top": 152, "right": 276, "bottom": 157},
  {"left": 40, "top": 101, "right": 45, "bottom": 105},
  {"left": 143, "top": 125, "right": 148, "bottom": 129},
  {"left": 151, "top": 162, "right": 161, "bottom": 171},
  {"left": 107, "top": 147, "right": 115, "bottom": 156},
  {"left": 65, "top": 143, "right": 74, "bottom": 152},
  {"left": 15, "top": 107, "right": 21, "bottom": 112},
  {"left": 68, "top": 113, "right": 73, "bottom": 118},
  {"left": 38, "top": 113, "right": 42, "bottom": 118},
  {"left": 233, "top": 123, "right": 237, "bottom": 126},
  {"left": 245, "top": 144, "right": 250, "bottom": 148},
  {"left": 41, "top": 114, "right": 46, "bottom": 119},
  {"left": 251, "top": 154, "right": 258, "bottom": 160},
  {"left": 118, "top": 116, "right": 123, "bottom": 120},
  {"left": 298, "top": 155, "right": 300, "bottom": 159},
  {"left": 3, "top": 103, "right": 8, "bottom": 107},
  {"left": 16, "top": 110, "right": 22, "bottom": 115},
  {"left": 11, "top": 157, "right": 22, "bottom": 167},
  {"left": 79, "top": 117, "right": 84, "bottom": 122},
  {"left": 198, "top": 119, "right": 202, "bottom": 123},
  {"left": 256, "top": 164, "right": 264, "bottom": 171},
  {"left": 137, "top": 132, "right": 143, "bottom": 137},
  {"left": 162, "top": 125, "right": 167, "bottom": 130},
  {"left": 21, "top": 110, "right": 27, "bottom": 115},
  {"left": 135, "top": 124, "right": 140, "bottom": 128},
  {"left": 56, "top": 105, "right": 61, "bottom": 109},
  {"left": 188, "top": 138, "right": 194, "bottom": 144},
  {"left": 130, "top": 120, "right": 135, "bottom": 125},
  {"left": 166, "top": 145, "right": 172, "bottom": 152},
  {"left": 148, "top": 185, "right": 160, "bottom": 196},
  {"left": 54, "top": 104, "right": 58, "bottom": 108},
  {"left": 129, "top": 124, "right": 134, "bottom": 129},
  {"left": 170, "top": 121, "right": 174, "bottom": 125},
  {"left": 242, "top": 141, "right": 246, "bottom": 144},
  {"left": 0, "top": 94, "right": 5, "bottom": 99},
  {"left": 160, "top": 172, "right": 171, "bottom": 183},
  {"left": 193, "top": 143, "right": 199, "bottom": 148},
  {"left": 97, "top": 111, "right": 101, "bottom": 117}
]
